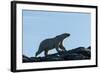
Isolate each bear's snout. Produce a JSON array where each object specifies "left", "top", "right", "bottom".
[{"left": 67, "top": 34, "right": 70, "bottom": 36}]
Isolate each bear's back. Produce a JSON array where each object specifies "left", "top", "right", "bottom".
[{"left": 39, "top": 38, "right": 55, "bottom": 50}]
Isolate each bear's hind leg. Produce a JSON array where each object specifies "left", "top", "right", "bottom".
[{"left": 44, "top": 49, "right": 48, "bottom": 57}]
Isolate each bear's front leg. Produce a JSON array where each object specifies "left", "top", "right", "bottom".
[
  {"left": 59, "top": 41, "right": 67, "bottom": 51},
  {"left": 59, "top": 44, "right": 66, "bottom": 51}
]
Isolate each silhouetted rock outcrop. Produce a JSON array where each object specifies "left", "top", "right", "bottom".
[
  {"left": 23, "top": 46, "right": 91, "bottom": 63},
  {"left": 23, "top": 55, "right": 32, "bottom": 62}
]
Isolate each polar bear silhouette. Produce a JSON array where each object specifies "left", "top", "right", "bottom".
[{"left": 35, "top": 33, "right": 70, "bottom": 57}]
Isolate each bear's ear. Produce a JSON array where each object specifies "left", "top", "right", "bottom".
[{"left": 56, "top": 34, "right": 62, "bottom": 38}]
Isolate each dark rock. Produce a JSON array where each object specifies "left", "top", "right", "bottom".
[
  {"left": 23, "top": 55, "right": 32, "bottom": 62},
  {"left": 63, "top": 53, "right": 86, "bottom": 60},
  {"left": 68, "top": 47, "right": 91, "bottom": 58},
  {"left": 23, "top": 46, "right": 91, "bottom": 63},
  {"left": 87, "top": 46, "right": 91, "bottom": 49}
]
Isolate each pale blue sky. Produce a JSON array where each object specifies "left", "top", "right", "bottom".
[{"left": 22, "top": 10, "right": 91, "bottom": 57}]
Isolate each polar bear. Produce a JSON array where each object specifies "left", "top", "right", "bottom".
[{"left": 35, "top": 33, "right": 70, "bottom": 57}]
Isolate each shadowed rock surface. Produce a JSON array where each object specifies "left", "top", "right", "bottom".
[{"left": 23, "top": 46, "right": 91, "bottom": 63}]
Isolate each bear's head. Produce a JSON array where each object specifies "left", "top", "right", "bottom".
[
  {"left": 55, "top": 33, "right": 70, "bottom": 40},
  {"left": 60, "top": 33, "right": 70, "bottom": 39}
]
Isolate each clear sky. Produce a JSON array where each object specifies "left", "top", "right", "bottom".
[{"left": 22, "top": 10, "right": 91, "bottom": 57}]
